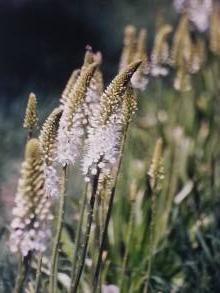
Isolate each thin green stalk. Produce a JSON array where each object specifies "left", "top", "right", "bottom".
[
  {"left": 27, "top": 129, "right": 33, "bottom": 141},
  {"left": 143, "top": 187, "right": 157, "bottom": 293},
  {"left": 92, "top": 124, "right": 129, "bottom": 292},
  {"left": 14, "top": 252, "right": 32, "bottom": 293},
  {"left": 14, "top": 254, "right": 23, "bottom": 293},
  {"left": 72, "top": 169, "right": 100, "bottom": 293},
  {"left": 49, "top": 165, "right": 67, "bottom": 293},
  {"left": 69, "top": 183, "right": 89, "bottom": 292},
  {"left": 120, "top": 200, "right": 136, "bottom": 291},
  {"left": 34, "top": 252, "right": 43, "bottom": 293}
]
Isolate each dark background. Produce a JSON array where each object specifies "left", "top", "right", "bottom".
[{"left": 0, "top": 0, "right": 174, "bottom": 107}]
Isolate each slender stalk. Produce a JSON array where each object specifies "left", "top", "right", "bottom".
[
  {"left": 143, "top": 185, "right": 157, "bottom": 293},
  {"left": 120, "top": 200, "right": 135, "bottom": 291},
  {"left": 27, "top": 129, "right": 33, "bottom": 141},
  {"left": 92, "top": 124, "right": 129, "bottom": 292},
  {"left": 49, "top": 165, "right": 67, "bottom": 293},
  {"left": 34, "top": 252, "right": 43, "bottom": 293},
  {"left": 14, "top": 254, "right": 23, "bottom": 293},
  {"left": 72, "top": 169, "right": 100, "bottom": 292},
  {"left": 14, "top": 252, "right": 32, "bottom": 293},
  {"left": 69, "top": 183, "right": 89, "bottom": 292}
]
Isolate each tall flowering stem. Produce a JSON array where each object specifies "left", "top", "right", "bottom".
[
  {"left": 75, "top": 61, "right": 141, "bottom": 292},
  {"left": 69, "top": 183, "right": 89, "bottom": 291},
  {"left": 92, "top": 85, "right": 138, "bottom": 292},
  {"left": 73, "top": 168, "right": 101, "bottom": 292},
  {"left": 143, "top": 138, "right": 164, "bottom": 293},
  {"left": 33, "top": 107, "right": 63, "bottom": 292},
  {"left": 68, "top": 49, "right": 103, "bottom": 291},
  {"left": 92, "top": 123, "right": 129, "bottom": 292},
  {"left": 49, "top": 165, "right": 67, "bottom": 293},
  {"left": 34, "top": 251, "right": 43, "bottom": 293}
]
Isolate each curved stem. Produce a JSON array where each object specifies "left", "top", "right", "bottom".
[
  {"left": 69, "top": 183, "right": 89, "bottom": 291},
  {"left": 49, "top": 165, "right": 67, "bottom": 293}
]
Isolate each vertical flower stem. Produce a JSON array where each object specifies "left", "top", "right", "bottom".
[
  {"left": 34, "top": 252, "right": 43, "bottom": 293},
  {"left": 69, "top": 183, "right": 89, "bottom": 292},
  {"left": 14, "top": 252, "right": 32, "bottom": 293},
  {"left": 49, "top": 165, "right": 67, "bottom": 293},
  {"left": 14, "top": 254, "right": 23, "bottom": 293},
  {"left": 120, "top": 200, "right": 135, "bottom": 291},
  {"left": 72, "top": 169, "right": 100, "bottom": 292},
  {"left": 27, "top": 129, "right": 33, "bottom": 141},
  {"left": 143, "top": 189, "right": 157, "bottom": 293},
  {"left": 92, "top": 124, "right": 129, "bottom": 292}
]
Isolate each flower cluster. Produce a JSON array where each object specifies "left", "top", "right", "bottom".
[
  {"left": 131, "top": 29, "right": 149, "bottom": 91},
  {"left": 81, "top": 50, "right": 104, "bottom": 136},
  {"left": 23, "top": 92, "right": 38, "bottom": 131},
  {"left": 148, "top": 138, "right": 164, "bottom": 191},
  {"left": 119, "top": 25, "right": 137, "bottom": 72},
  {"left": 210, "top": 3, "right": 220, "bottom": 55},
  {"left": 9, "top": 139, "right": 53, "bottom": 256},
  {"left": 82, "top": 61, "right": 141, "bottom": 180},
  {"left": 174, "top": 0, "right": 213, "bottom": 32},
  {"left": 150, "top": 24, "right": 173, "bottom": 77},
  {"left": 56, "top": 62, "right": 98, "bottom": 166},
  {"left": 171, "top": 15, "right": 206, "bottom": 91},
  {"left": 39, "top": 107, "right": 63, "bottom": 197}
]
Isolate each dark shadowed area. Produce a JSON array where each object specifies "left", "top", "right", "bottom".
[{"left": 0, "top": 0, "right": 173, "bottom": 104}]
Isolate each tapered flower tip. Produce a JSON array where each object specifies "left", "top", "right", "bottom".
[
  {"left": 124, "top": 25, "right": 136, "bottom": 38},
  {"left": 25, "top": 138, "right": 41, "bottom": 160},
  {"left": 124, "top": 60, "right": 142, "bottom": 76},
  {"left": 23, "top": 92, "right": 38, "bottom": 129},
  {"left": 118, "top": 60, "right": 142, "bottom": 85},
  {"left": 100, "top": 60, "right": 142, "bottom": 124},
  {"left": 83, "top": 46, "right": 94, "bottom": 66}
]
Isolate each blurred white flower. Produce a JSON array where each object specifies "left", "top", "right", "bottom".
[
  {"left": 102, "top": 285, "right": 119, "bottom": 293},
  {"left": 174, "top": 0, "right": 213, "bottom": 32}
]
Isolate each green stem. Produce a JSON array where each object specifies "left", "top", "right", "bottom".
[
  {"left": 34, "top": 252, "right": 43, "bottom": 293},
  {"left": 72, "top": 170, "right": 100, "bottom": 293},
  {"left": 143, "top": 187, "right": 157, "bottom": 293},
  {"left": 120, "top": 201, "right": 135, "bottom": 292},
  {"left": 69, "top": 183, "right": 89, "bottom": 292},
  {"left": 92, "top": 124, "right": 129, "bottom": 292},
  {"left": 14, "top": 252, "right": 32, "bottom": 293},
  {"left": 49, "top": 165, "right": 67, "bottom": 293}
]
